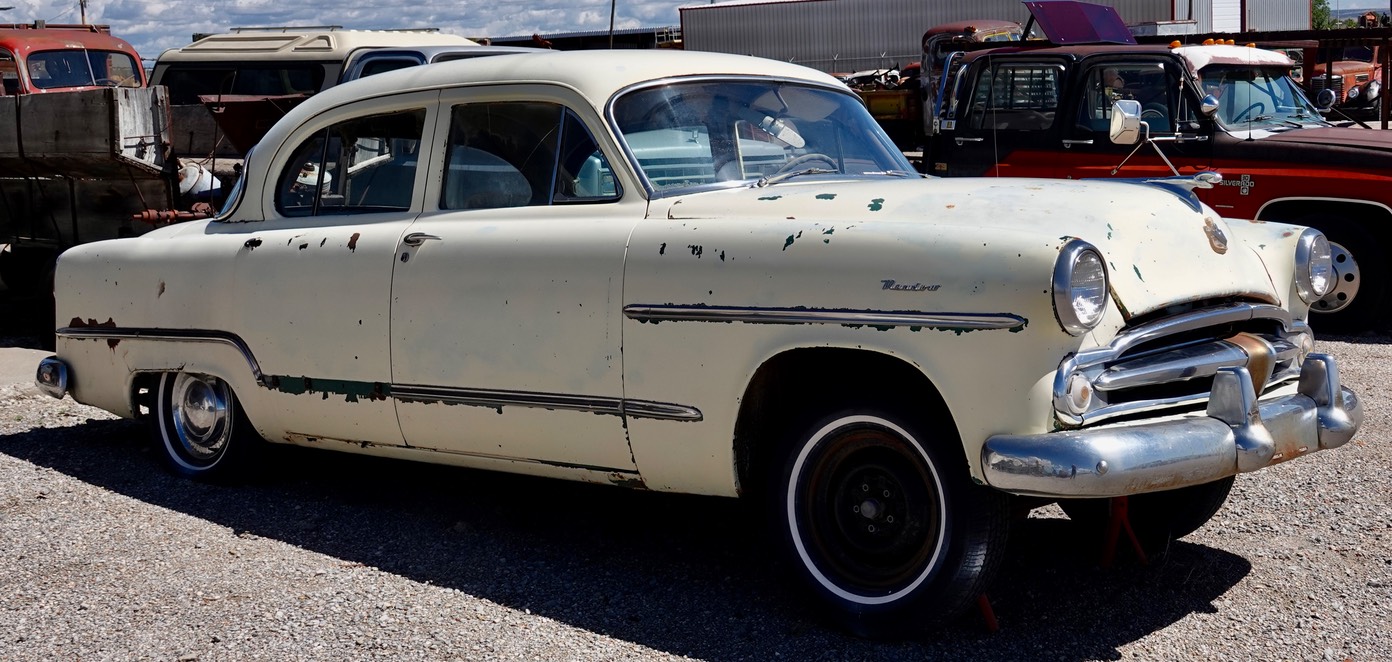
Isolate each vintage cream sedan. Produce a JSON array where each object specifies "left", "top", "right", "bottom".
[{"left": 36, "top": 50, "right": 1362, "bottom": 635}]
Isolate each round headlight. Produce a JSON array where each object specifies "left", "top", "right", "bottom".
[
  {"left": 1348, "top": 85, "right": 1362, "bottom": 100},
  {"left": 1053, "top": 240, "right": 1109, "bottom": 335},
  {"left": 1295, "top": 229, "right": 1334, "bottom": 303},
  {"left": 1369, "top": 80, "right": 1383, "bottom": 100}
]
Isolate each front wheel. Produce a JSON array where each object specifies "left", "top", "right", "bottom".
[
  {"left": 153, "top": 371, "right": 261, "bottom": 480},
  {"left": 773, "top": 410, "right": 1009, "bottom": 637}
]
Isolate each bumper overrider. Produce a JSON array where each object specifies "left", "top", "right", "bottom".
[{"left": 982, "top": 354, "right": 1361, "bottom": 497}]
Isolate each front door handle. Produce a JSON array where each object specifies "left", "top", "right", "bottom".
[
  {"left": 1061, "top": 139, "right": 1094, "bottom": 147},
  {"left": 403, "top": 232, "right": 442, "bottom": 247},
  {"left": 955, "top": 136, "right": 984, "bottom": 144}
]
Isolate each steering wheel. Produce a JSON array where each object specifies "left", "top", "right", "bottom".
[
  {"left": 1232, "top": 102, "right": 1267, "bottom": 123},
  {"left": 773, "top": 152, "right": 838, "bottom": 176}
]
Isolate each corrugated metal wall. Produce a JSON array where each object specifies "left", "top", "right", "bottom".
[
  {"left": 1246, "top": 0, "right": 1310, "bottom": 31},
  {"left": 682, "top": 0, "right": 1307, "bottom": 73}
]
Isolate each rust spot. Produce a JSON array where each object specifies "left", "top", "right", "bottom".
[
  {"left": 609, "top": 474, "right": 648, "bottom": 489},
  {"left": 1203, "top": 218, "right": 1229, "bottom": 255},
  {"left": 946, "top": 204, "right": 956, "bottom": 209},
  {"left": 348, "top": 232, "right": 361, "bottom": 251},
  {"left": 107, "top": 338, "right": 120, "bottom": 350},
  {"left": 69, "top": 317, "right": 116, "bottom": 329},
  {"left": 157, "top": 281, "right": 165, "bottom": 298},
  {"left": 298, "top": 243, "right": 309, "bottom": 251}
]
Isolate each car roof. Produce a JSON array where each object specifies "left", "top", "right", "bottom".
[
  {"left": 0, "top": 26, "right": 141, "bottom": 58},
  {"left": 156, "top": 29, "right": 476, "bottom": 64},
  {"left": 296, "top": 49, "right": 847, "bottom": 117},
  {"left": 958, "top": 43, "right": 1294, "bottom": 76}
]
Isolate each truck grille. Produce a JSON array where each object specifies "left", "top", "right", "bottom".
[
  {"left": 1054, "top": 303, "right": 1309, "bottom": 427},
  {"left": 1312, "top": 74, "right": 1346, "bottom": 101}
]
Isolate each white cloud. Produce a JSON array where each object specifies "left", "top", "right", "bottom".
[{"left": 3, "top": 0, "right": 690, "bottom": 62}]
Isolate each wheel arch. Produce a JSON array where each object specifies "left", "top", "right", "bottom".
[
  {"left": 732, "top": 347, "right": 960, "bottom": 500},
  {"left": 1255, "top": 197, "right": 1392, "bottom": 238}
]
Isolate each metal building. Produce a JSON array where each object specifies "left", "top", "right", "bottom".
[{"left": 680, "top": 0, "right": 1310, "bottom": 73}]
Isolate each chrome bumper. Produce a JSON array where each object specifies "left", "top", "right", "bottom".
[
  {"left": 35, "top": 356, "right": 69, "bottom": 399},
  {"left": 981, "top": 354, "right": 1360, "bottom": 498}
]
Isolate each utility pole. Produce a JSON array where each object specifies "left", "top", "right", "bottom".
[{"left": 80, "top": 0, "right": 87, "bottom": 24}]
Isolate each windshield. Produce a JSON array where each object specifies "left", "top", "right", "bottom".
[
  {"left": 28, "top": 49, "right": 141, "bottom": 89},
  {"left": 1198, "top": 64, "right": 1326, "bottom": 129},
  {"left": 612, "top": 80, "right": 913, "bottom": 195}
]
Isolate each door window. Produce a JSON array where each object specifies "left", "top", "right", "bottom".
[
  {"left": 1076, "top": 62, "right": 1176, "bottom": 134},
  {"left": 441, "top": 101, "right": 619, "bottom": 210},
  {"left": 274, "top": 108, "right": 428, "bottom": 217},
  {"left": 965, "top": 63, "right": 1063, "bottom": 131}
]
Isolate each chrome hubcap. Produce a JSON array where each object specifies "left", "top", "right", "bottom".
[
  {"left": 1311, "top": 241, "right": 1360, "bottom": 314},
  {"left": 170, "top": 373, "right": 232, "bottom": 462}
]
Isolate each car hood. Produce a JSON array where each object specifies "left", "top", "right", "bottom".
[{"left": 654, "top": 177, "right": 1281, "bottom": 320}]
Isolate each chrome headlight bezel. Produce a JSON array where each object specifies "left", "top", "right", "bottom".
[
  {"left": 1294, "top": 228, "right": 1334, "bottom": 304},
  {"left": 1053, "top": 239, "right": 1109, "bottom": 336}
]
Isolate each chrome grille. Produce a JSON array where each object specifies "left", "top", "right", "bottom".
[
  {"left": 1312, "top": 74, "right": 1346, "bottom": 101},
  {"left": 1054, "top": 303, "right": 1309, "bottom": 427}
]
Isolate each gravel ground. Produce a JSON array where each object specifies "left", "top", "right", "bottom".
[{"left": 1, "top": 301, "right": 1389, "bottom": 660}]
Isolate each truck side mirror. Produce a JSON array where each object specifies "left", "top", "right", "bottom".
[
  {"left": 1200, "top": 94, "right": 1220, "bottom": 117},
  {"left": 1315, "top": 88, "right": 1336, "bottom": 111},
  {"left": 1109, "top": 99, "right": 1143, "bottom": 145}
]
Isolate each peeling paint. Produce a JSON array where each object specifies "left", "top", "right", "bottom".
[
  {"left": 783, "top": 234, "right": 796, "bottom": 251},
  {"left": 243, "top": 238, "right": 262, "bottom": 250},
  {"left": 1133, "top": 265, "right": 1145, "bottom": 282},
  {"left": 719, "top": 250, "right": 726, "bottom": 262},
  {"left": 348, "top": 232, "right": 361, "bottom": 252},
  {"left": 319, "top": 238, "right": 327, "bottom": 247},
  {"left": 266, "top": 375, "right": 391, "bottom": 402},
  {"left": 867, "top": 198, "right": 884, "bottom": 211},
  {"left": 659, "top": 242, "right": 666, "bottom": 255},
  {"left": 608, "top": 474, "right": 648, "bottom": 489},
  {"left": 157, "top": 281, "right": 165, "bottom": 298},
  {"left": 758, "top": 195, "right": 782, "bottom": 201},
  {"left": 298, "top": 242, "right": 309, "bottom": 251},
  {"left": 69, "top": 317, "right": 116, "bottom": 329},
  {"left": 815, "top": 193, "right": 836, "bottom": 200},
  {"left": 946, "top": 204, "right": 955, "bottom": 209},
  {"left": 1106, "top": 223, "right": 1114, "bottom": 240},
  {"left": 688, "top": 245, "right": 704, "bottom": 258}
]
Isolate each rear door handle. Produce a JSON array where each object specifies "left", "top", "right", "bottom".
[
  {"left": 403, "top": 232, "right": 442, "bottom": 247},
  {"left": 954, "top": 137, "right": 984, "bottom": 144},
  {"left": 1061, "top": 139, "right": 1094, "bottom": 147}
]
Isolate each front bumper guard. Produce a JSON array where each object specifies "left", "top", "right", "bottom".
[{"left": 981, "top": 353, "right": 1360, "bottom": 498}]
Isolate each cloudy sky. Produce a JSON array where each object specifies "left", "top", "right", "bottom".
[{"left": 3, "top": 0, "right": 694, "bottom": 64}]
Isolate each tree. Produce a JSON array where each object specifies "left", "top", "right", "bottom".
[{"left": 1313, "top": 0, "right": 1334, "bottom": 30}]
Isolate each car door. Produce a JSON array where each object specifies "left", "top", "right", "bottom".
[
  {"left": 389, "top": 86, "right": 641, "bottom": 476},
  {"left": 225, "top": 91, "right": 440, "bottom": 446},
  {"left": 1053, "top": 58, "right": 1216, "bottom": 179},
  {"left": 930, "top": 57, "right": 1068, "bottom": 177}
]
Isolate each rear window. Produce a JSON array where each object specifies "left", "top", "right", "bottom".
[{"left": 160, "top": 64, "right": 326, "bottom": 104}]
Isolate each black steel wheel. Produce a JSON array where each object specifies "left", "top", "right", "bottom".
[
  {"left": 153, "top": 371, "right": 260, "bottom": 479},
  {"left": 774, "top": 410, "right": 1009, "bottom": 637},
  {"left": 1299, "top": 217, "right": 1385, "bottom": 333}
]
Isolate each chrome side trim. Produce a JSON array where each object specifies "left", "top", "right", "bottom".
[
  {"left": 56, "top": 327, "right": 703, "bottom": 422},
  {"left": 623, "top": 304, "right": 1027, "bottom": 330},
  {"left": 58, "top": 327, "right": 269, "bottom": 384},
  {"left": 393, "top": 385, "right": 704, "bottom": 422}
]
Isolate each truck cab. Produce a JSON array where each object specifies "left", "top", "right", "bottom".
[
  {"left": 928, "top": 26, "right": 1392, "bottom": 332},
  {"left": 0, "top": 22, "right": 145, "bottom": 95}
]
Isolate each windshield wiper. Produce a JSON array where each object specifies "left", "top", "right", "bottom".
[{"left": 755, "top": 167, "right": 839, "bottom": 187}]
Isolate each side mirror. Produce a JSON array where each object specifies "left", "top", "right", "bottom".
[
  {"left": 1109, "top": 99, "right": 1143, "bottom": 145},
  {"left": 1315, "top": 88, "right": 1336, "bottom": 110},
  {"left": 1200, "top": 94, "right": 1220, "bottom": 117}
]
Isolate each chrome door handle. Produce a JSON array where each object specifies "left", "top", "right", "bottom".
[
  {"left": 403, "top": 232, "right": 442, "bottom": 247},
  {"left": 1061, "top": 139, "right": 1094, "bottom": 147},
  {"left": 954, "top": 137, "right": 984, "bottom": 144}
]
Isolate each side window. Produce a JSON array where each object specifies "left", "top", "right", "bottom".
[
  {"left": 966, "top": 63, "right": 1062, "bottom": 131},
  {"left": 1076, "top": 63, "right": 1175, "bottom": 134},
  {"left": 275, "top": 108, "right": 427, "bottom": 217},
  {"left": 442, "top": 101, "right": 619, "bottom": 210}
]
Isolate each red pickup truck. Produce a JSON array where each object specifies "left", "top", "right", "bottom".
[{"left": 926, "top": 38, "right": 1392, "bottom": 332}]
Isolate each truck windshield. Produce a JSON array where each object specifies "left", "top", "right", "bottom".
[
  {"left": 28, "top": 49, "right": 141, "bottom": 89},
  {"left": 612, "top": 80, "right": 913, "bottom": 195},
  {"left": 1199, "top": 64, "right": 1326, "bottom": 129}
]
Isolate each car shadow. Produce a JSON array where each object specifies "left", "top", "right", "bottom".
[{"left": 1, "top": 418, "right": 1251, "bottom": 661}]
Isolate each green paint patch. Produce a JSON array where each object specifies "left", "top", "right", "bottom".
[
  {"left": 758, "top": 195, "right": 783, "bottom": 201},
  {"left": 867, "top": 198, "right": 884, "bottom": 211},
  {"left": 783, "top": 235, "right": 796, "bottom": 251},
  {"left": 1106, "top": 223, "right": 1114, "bottom": 240},
  {"left": 816, "top": 193, "right": 837, "bottom": 200},
  {"left": 1133, "top": 265, "right": 1145, "bottom": 282},
  {"left": 267, "top": 375, "right": 391, "bottom": 402}
]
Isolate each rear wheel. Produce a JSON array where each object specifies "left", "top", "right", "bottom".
[
  {"left": 773, "top": 409, "right": 1009, "bottom": 637},
  {"left": 152, "top": 371, "right": 261, "bottom": 479}
]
